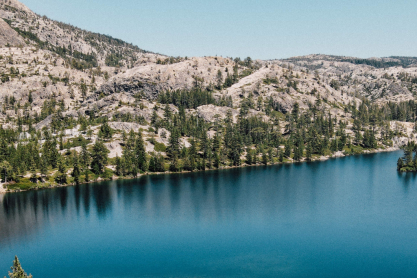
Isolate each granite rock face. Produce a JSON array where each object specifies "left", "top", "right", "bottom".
[
  {"left": 0, "top": 18, "right": 24, "bottom": 46},
  {"left": 97, "top": 56, "right": 236, "bottom": 100}
]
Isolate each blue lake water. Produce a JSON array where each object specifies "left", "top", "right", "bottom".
[{"left": 1, "top": 151, "right": 417, "bottom": 277}]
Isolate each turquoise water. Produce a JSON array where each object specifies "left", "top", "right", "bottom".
[{"left": 1, "top": 151, "right": 417, "bottom": 277}]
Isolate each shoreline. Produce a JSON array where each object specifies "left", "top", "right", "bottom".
[{"left": 0, "top": 146, "right": 402, "bottom": 195}]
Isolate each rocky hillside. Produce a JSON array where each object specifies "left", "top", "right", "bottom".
[
  {"left": 0, "top": 0, "right": 415, "bottom": 126},
  {"left": 0, "top": 0, "right": 157, "bottom": 65},
  {"left": 278, "top": 54, "right": 417, "bottom": 103},
  {"left": 0, "top": 0, "right": 416, "bottom": 191}
]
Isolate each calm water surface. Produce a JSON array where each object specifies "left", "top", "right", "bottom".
[{"left": 1, "top": 151, "right": 417, "bottom": 277}]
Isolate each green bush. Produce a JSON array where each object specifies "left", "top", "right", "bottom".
[
  {"left": 8, "top": 178, "right": 36, "bottom": 190},
  {"left": 100, "top": 168, "right": 114, "bottom": 179},
  {"left": 154, "top": 142, "right": 166, "bottom": 152}
]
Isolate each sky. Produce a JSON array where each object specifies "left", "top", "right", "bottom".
[{"left": 19, "top": 0, "right": 417, "bottom": 60}]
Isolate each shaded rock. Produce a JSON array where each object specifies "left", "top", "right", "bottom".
[
  {"left": 385, "top": 83, "right": 411, "bottom": 97},
  {"left": 35, "top": 115, "right": 53, "bottom": 130},
  {"left": 0, "top": 18, "right": 25, "bottom": 47}
]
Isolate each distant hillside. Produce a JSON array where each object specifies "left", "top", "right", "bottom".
[
  {"left": 0, "top": 0, "right": 154, "bottom": 68},
  {"left": 281, "top": 54, "right": 417, "bottom": 69}
]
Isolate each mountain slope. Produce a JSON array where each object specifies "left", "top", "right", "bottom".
[{"left": 0, "top": 0, "right": 416, "bottom": 191}]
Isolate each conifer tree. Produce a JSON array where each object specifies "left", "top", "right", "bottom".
[
  {"left": 164, "top": 104, "right": 172, "bottom": 122},
  {"left": 293, "top": 147, "right": 301, "bottom": 161},
  {"left": 156, "top": 154, "right": 166, "bottom": 172},
  {"left": 39, "top": 156, "right": 48, "bottom": 178},
  {"left": 262, "top": 150, "right": 268, "bottom": 165},
  {"left": 148, "top": 155, "right": 156, "bottom": 172},
  {"left": 151, "top": 106, "right": 159, "bottom": 127},
  {"left": 115, "top": 155, "right": 123, "bottom": 176},
  {"left": 216, "top": 70, "right": 223, "bottom": 89},
  {"left": 72, "top": 153, "right": 81, "bottom": 185},
  {"left": 99, "top": 120, "right": 113, "bottom": 140},
  {"left": 397, "top": 157, "right": 404, "bottom": 171},
  {"left": 80, "top": 142, "right": 90, "bottom": 170},
  {"left": 306, "top": 142, "right": 313, "bottom": 161},
  {"left": 90, "top": 140, "right": 109, "bottom": 174},
  {"left": 0, "top": 160, "right": 12, "bottom": 183},
  {"left": 56, "top": 156, "right": 67, "bottom": 184},
  {"left": 246, "top": 148, "right": 253, "bottom": 165},
  {"left": 169, "top": 153, "right": 180, "bottom": 172},
  {"left": 7, "top": 256, "right": 32, "bottom": 278},
  {"left": 135, "top": 131, "right": 147, "bottom": 172},
  {"left": 284, "top": 140, "right": 291, "bottom": 158}
]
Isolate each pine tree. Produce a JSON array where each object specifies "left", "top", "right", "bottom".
[
  {"left": 330, "top": 138, "right": 338, "bottom": 152},
  {"left": 29, "top": 164, "right": 37, "bottom": 183},
  {"left": 72, "top": 153, "right": 81, "bottom": 185},
  {"left": 216, "top": 70, "right": 223, "bottom": 89},
  {"left": 148, "top": 156, "right": 156, "bottom": 172},
  {"left": 50, "top": 138, "right": 59, "bottom": 168},
  {"left": 169, "top": 153, "right": 180, "bottom": 172},
  {"left": 167, "top": 128, "right": 180, "bottom": 158},
  {"left": 0, "top": 137, "right": 8, "bottom": 162},
  {"left": 397, "top": 157, "right": 404, "bottom": 171},
  {"left": 284, "top": 140, "right": 291, "bottom": 158},
  {"left": 246, "top": 148, "right": 253, "bottom": 165},
  {"left": 268, "top": 148, "right": 273, "bottom": 163},
  {"left": 156, "top": 154, "right": 166, "bottom": 172},
  {"left": 151, "top": 106, "right": 159, "bottom": 127},
  {"left": 0, "top": 160, "right": 12, "bottom": 183},
  {"left": 163, "top": 104, "right": 172, "bottom": 122},
  {"left": 404, "top": 143, "right": 414, "bottom": 166},
  {"left": 214, "top": 153, "right": 220, "bottom": 168},
  {"left": 56, "top": 156, "right": 67, "bottom": 184},
  {"left": 293, "top": 147, "right": 301, "bottom": 161},
  {"left": 7, "top": 256, "right": 32, "bottom": 278},
  {"left": 115, "top": 155, "right": 123, "bottom": 176},
  {"left": 99, "top": 121, "right": 113, "bottom": 140},
  {"left": 84, "top": 169, "right": 89, "bottom": 182},
  {"left": 131, "top": 166, "right": 138, "bottom": 177},
  {"left": 39, "top": 156, "right": 48, "bottom": 178},
  {"left": 306, "top": 142, "right": 313, "bottom": 161},
  {"left": 80, "top": 142, "right": 90, "bottom": 170},
  {"left": 90, "top": 140, "right": 109, "bottom": 174},
  {"left": 59, "top": 134, "right": 64, "bottom": 150},
  {"left": 135, "top": 131, "right": 147, "bottom": 172},
  {"left": 182, "top": 154, "right": 192, "bottom": 171},
  {"left": 262, "top": 150, "right": 268, "bottom": 165}
]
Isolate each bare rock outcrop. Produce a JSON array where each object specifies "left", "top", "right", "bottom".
[
  {"left": 105, "top": 141, "right": 123, "bottom": 158},
  {"left": 197, "top": 104, "right": 238, "bottom": 123},
  {"left": 0, "top": 18, "right": 24, "bottom": 46},
  {"left": 35, "top": 115, "right": 53, "bottom": 130},
  {"left": 392, "top": 137, "right": 410, "bottom": 148},
  {"left": 97, "top": 57, "right": 235, "bottom": 100},
  {"left": 385, "top": 83, "right": 412, "bottom": 97},
  {"left": 108, "top": 122, "right": 148, "bottom": 133}
]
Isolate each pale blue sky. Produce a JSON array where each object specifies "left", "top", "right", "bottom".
[{"left": 20, "top": 0, "right": 417, "bottom": 60}]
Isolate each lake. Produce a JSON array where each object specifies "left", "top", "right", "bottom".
[{"left": 1, "top": 151, "right": 417, "bottom": 278}]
